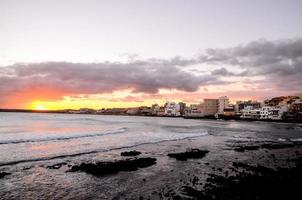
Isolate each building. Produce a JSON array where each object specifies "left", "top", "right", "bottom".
[
  {"left": 185, "top": 99, "right": 218, "bottom": 117},
  {"left": 283, "top": 98, "right": 302, "bottom": 121},
  {"left": 164, "top": 102, "right": 181, "bottom": 116},
  {"left": 260, "top": 106, "right": 273, "bottom": 119},
  {"left": 259, "top": 104, "right": 288, "bottom": 120},
  {"left": 151, "top": 104, "right": 160, "bottom": 115},
  {"left": 178, "top": 102, "right": 186, "bottom": 116},
  {"left": 203, "top": 99, "right": 218, "bottom": 115},
  {"left": 235, "top": 100, "right": 261, "bottom": 112},
  {"left": 218, "top": 96, "right": 230, "bottom": 114},
  {"left": 264, "top": 96, "right": 300, "bottom": 106},
  {"left": 223, "top": 105, "right": 235, "bottom": 117},
  {"left": 290, "top": 99, "right": 302, "bottom": 113},
  {"left": 157, "top": 106, "right": 166, "bottom": 116},
  {"left": 75, "top": 108, "right": 96, "bottom": 114},
  {"left": 240, "top": 106, "right": 261, "bottom": 119},
  {"left": 126, "top": 108, "right": 139, "bottom": 115},
  {"left": 96, "top": 108, "right": 127, "bottom": 115},
  {"left": 184, "top": 104, "right": 203, "bottom": 117},
  {"left": 268, "top": 107, "right": 282, "bottom": 120}
]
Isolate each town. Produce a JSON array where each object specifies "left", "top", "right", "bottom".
[{"left": 66, "top": 96, "right": 302, "bottom": 122}]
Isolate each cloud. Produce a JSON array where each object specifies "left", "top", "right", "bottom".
[
  {"left": 202, "top": 38, "right": 302, "bottom": 92},
  {"left": 0, "top": 38, "right": 301, "bottom": 108},
  {"left": 203, "top": 38, "right": 302, "bottom": 75},
  {"left": 0, "top": 60, "right": 224, "bottom": 105}
]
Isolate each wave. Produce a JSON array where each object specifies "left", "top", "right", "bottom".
[
  {"left": 290, "top": 138, "right": 302, "bottom": 142},
  {"left": 0, "top": 127, "right": 127, "bottom": 145},
  {"left": 0, "top": 132, "right": 208, "bottom": 167}
]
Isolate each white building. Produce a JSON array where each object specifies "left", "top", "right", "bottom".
[
  {"left": 240, "top": 106, "right": 261, "bottom": 119},
  {"left": 268, "top": 107, "right": 282, "bottom": 120},
  {"left": 164, "top": 102, "right": 181, "bottom": 116},
  {"left": 260, "top": 106, "right": 273, "bottom": 119},
  {"left": 268, "top": 104, "right": 288, "bottom": 120}
]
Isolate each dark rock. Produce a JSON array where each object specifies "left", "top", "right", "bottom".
[
  {"left": 232, "top": 141, "right": 302, "bottom": 152},
  {"left": 192, "top": 176, "right": 199, "bottom": 185},
  {"left": 22, "top": 166, "right": 32, "bottom": 170},
  {"left": 261, "top": 143, "right": 295, "bottom": 150},
  {"left": 69, "top": 157, "right": 156, "bottom": 176},
  {"left": 181, "top": 158, "right": 302, "bottom": 200},
  {"left": 182, "top": 186, "right": 205, "bottom": 199},
  {"left": 120, "top": 150, "right": 142, "bottom": 157},
  {"left": 168, "top": 149, "right": 209, "bottom": 161},
  {"left": 234, "top": 145, "right": 260, "bottom": 152},
  {"left": 0, "top": 172, "right": 11, "bottom": 179}
]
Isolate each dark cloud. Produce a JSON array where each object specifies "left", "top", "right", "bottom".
[
  {"left": 203, "top": 38, "right": 302, "bottom": 75},
  {"left": 203, "top": 38, "right": 302, "bottom": 92},
  {"left": 211, "top": 67, "right": 250, "bottom": 76},
  {"left": 0, "top": 60, "right": 223, "bottom": 103}
]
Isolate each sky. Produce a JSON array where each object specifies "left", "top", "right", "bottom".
[{"left": 0, "top": 0, "right": 301, "bottom": 110}]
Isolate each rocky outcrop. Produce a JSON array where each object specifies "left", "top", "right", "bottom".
[
  {"left": 0, "top": 172, "right": 11, "bottom": 179},
  {"left": 121, "top": 151, "right": 142, "bottom": 156},
  {"left": 181, "top": 158, "right": 302, "bottom": 200},
  {"left": 168, "top": 149, "right": 209, "bottom": 161},
  {"left": 69, "top": 157, "right": 156, "bottom": 175},
  {"left": 228, "top": 141, "right": 302, "bottom": 152}
]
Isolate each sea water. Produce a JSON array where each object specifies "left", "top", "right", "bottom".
[{"left": 0, "top": 112, "right": 301, "bottom": 199}]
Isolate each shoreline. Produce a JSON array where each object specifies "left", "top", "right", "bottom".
[
  {"left": 1, "top": 110, "right": 301, "bottom": 124},
  {"left": 1, "top": 132, "right": 302, "bottom": 199}
]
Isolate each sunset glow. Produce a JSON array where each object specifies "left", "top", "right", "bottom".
[
  {"left": 0, "top": 0, "right": 301, "bottom": 110},
  {"left": 32, "top": 103, "right": 48, "bottom": 111}
]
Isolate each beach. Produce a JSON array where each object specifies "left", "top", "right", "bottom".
[{"left": 1, "top": 112, "right": 302, "bottom": 199}]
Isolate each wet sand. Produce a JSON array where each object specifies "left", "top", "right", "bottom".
[{"left": 1, "top": 133, "right": 302, "bottom": 199}]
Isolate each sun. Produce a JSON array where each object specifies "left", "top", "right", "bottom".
[{"left": 34, "top": 104, "right": 48, "bottom": 111}]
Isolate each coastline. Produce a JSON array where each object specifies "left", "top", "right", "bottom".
[
  {"left": 1, "top": 110, "right": 301, "bottom": 124},
  {"left": 1, "top": 131, "right": 302, "bottom": 199}
]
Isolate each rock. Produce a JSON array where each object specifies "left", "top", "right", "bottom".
[
  {"left": 232, "top": 141, "right": 302, "bottom": 152},
  {"left": 192, "top": 176, "right": 199, "bottom": 185},
  {"left": 168, "top": 149, "right": 209, "bottom": 161},
  {"left": 0, "top": 172, "right": 11, "bottom": 179},
  {"left": 69, "top": 157, "right": 156, "bottom": 176},
  {"left": 181, "top": 186, "right": 204, "bottom": 199},
  {"left": 120, "top": 150, "right": 142, "bottom": 156},
  {"left": 234, "top": 145, "right": 260, "bottom": 152},
  {"left": 181, "top": 158, "right": 302, "bottom": 200},
  {"left": 22, "top": 166, "right": 32, "bottom": 170}
]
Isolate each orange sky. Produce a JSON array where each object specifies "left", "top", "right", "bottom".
[
  {"left": 1, "top": 86, "right": 280, "bottom": 111},
  {"left": 1, "top": 1, "right": 301, "bottom": 111}
]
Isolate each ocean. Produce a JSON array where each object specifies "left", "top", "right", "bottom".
[{"left": 0, "top": 112, "right": 302, "bottom": 199}]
